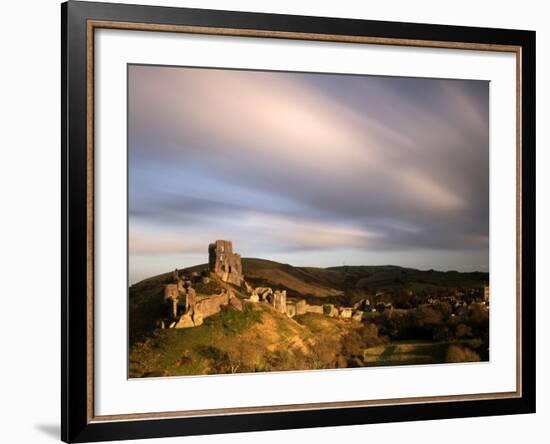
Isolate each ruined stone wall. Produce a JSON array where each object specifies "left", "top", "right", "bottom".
[
  {"left": 295, "top": 299, "right": 308, "bottom": 315},
  {"left": 164, "top": 284, "right": 179, "bottom": 319},
  {"left": 306, "top": 305, "right": 324, "bottom": 314},
  {"left": 185, "top": 287, "right": 197, "bottom": 310},
  {"left": 255, "top": 287, "right": 273, "bottom": 302},
  {"left": 286, "top": 303, "right": 296, "bottom": 318},
  {"left": 339, "top": 307, "right": 353, "bottom": 319},
  {"left": 163, "top": 284, "right": 178, "bottom": 301},
  {"left": 208, "top": 240, "right": 243, "bottom": 286},
  {"left": 272, "top": 290, "right": 287, "bottom": 314},
  {"left": 328, "top": 305, "right": 339, "bottom": 317},
  {"left": 195, "top": 292, "right": 230, "bottom": 318}
]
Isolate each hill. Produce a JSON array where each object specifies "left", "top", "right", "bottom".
[
  {"left": 241, "top": 259, "right": 487, "bottom": 308},
  {"left": 129, "top": 259, "right": 489, "bottom": 377},
  {"left": 129, "top": 301, "right": 360, "bottom": 377},
  {"left": 129, "top": 259, "right": 487, "bottom": 343},
  {"left": 170, "top": 258, "right": 488, "bottom": 299},
  {"left": 132, "top": 258, "right": 487, "bottom": 296}
]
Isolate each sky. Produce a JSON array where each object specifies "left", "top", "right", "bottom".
[{"left": 128, "top": 65, "right": 489, "bottom": 285}]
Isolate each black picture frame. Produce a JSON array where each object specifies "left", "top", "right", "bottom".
[{"left": 62, "top": 1, "right": 536, "bottom": 442}]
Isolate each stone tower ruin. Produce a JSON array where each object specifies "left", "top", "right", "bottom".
[{"left": 208, "top": 240, "right": 243, "bottom": 286}]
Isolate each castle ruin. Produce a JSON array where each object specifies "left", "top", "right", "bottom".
[
  {"left": 160, "top": 240, "right": 365, "bottom": 330},
  {"left": 208, "top": 240, "right": 243, "bottom": 286},
  {"left": 272, "top": 290, "right": 287, "bottom": 314}
]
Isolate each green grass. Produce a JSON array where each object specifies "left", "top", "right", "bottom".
[
  {"left": 293, "top": 312, "right": 351, "bottom": 336},
  {"left": 192, "top": 280, "right": 222, "bottom": 295},
  {"left": 208, "top": 304, "right": 262, "bottom": 336},
  {"left": 129, "top": 304, "right": 263, "bottom": 377},
  {"left": 362, "top": 340, "right": 483, "bottom": 367}
]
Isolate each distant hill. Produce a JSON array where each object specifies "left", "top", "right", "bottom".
[
  {"left": 149, "top": 258, "right": 487, "bottom": 298},
  {"left": 241, "top": 259, "right": 487, "bottom": 306},
  {"left": 242, "top": 258, "right": 345, "bottom": 298},
  {"left": 326, "top": 264, "right": 488, "bottom": 291}
]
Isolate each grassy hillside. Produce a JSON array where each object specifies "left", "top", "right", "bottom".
[
  {"left": 129, "top": 303, "right": 357, "bottom": 377},
  {"left": 328, "top": 265, "right": 488, "bottom": 291},
  {"left": 129, "top": 259, "right": 488, "bottom": 377},
  {"left": 129, "top": 273, "right": 169, "bottom": 346},
  {"left": 242, "top": 258, "right": 344, "bottom": 298},
  {"left": 129, "top": 302, "right": 484, "bottom": 377},
  {"left": 129, "top": 258, "right": 488, "bottom": 345},
  {"left": 129, "top": 269, "right": 241, "bottom": 345}
]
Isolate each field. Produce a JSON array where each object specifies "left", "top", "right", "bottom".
[{"left": 363, "top": 340, "right": 482, "bottom": 367}]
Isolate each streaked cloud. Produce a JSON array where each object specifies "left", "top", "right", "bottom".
[{"left": 128, "top": 65, "right": 489, "bottom": 284}]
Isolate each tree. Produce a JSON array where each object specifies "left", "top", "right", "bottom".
[
  {"left": 309, "top": 334, "right": 341, "bottom": 369},
  {"left": 436, "top": 301, "right": 453, "bottom": 319},
  {"left": 340, "top": 330, "right": 364, "bottom": 366},
  {"left": 445, "top": 345, "right": 480, "bottom": 363},
  {"left": 358, "top": 323, "right": 385, "bottom": 348},
  {"left": 455, "top": 323, "right": 473, "bottom": 338}
]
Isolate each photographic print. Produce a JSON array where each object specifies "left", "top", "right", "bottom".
[{"left": 128, "top": 65, "right": 490, "bottom": 378}]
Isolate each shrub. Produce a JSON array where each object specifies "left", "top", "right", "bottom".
[
  {"left": 174, "top": 353, "right": 193, "bottom": 367},
  {"left": 415, "top": 306, "right": 443, "bottom": 327},
  {"left": 309, "top": 334, "right": 341, "bottom": 369},
  {"left": 445, "top": 345, "right": 481, "bottom": 363},
  {"left": 468, "top": 304, "right": 489, "bottom": 328},
  {"left": 357, "top": 323, "right": 386, "bottom": 348},
  {"left": 435, "top": 301, "right": 453, "bottom": 319},
  {"left": 340, "top": 330, "right": 363, "bottom": 362},
  {"left": 433, "top": 325, "right": 452, "bottom": 341},
  {"left": 196, "top": 345, "right": 225, "bottom": 361},
  {"left": 455, "top": 323, "right": 473, "bottom": 338}
]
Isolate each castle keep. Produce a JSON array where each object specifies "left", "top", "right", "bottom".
[{"left": 208, "top": 240, "right": 243, "bottom": 286}]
